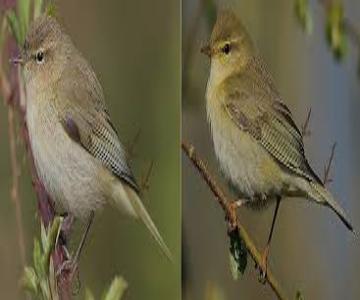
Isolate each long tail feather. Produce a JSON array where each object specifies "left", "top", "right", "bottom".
[
  {"left": 112, "top": 182, "right": 172, "bottom": 261},
  {"left": 309, "top": 182, "right": 355, "bottom": 233}
]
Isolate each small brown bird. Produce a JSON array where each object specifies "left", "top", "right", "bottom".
[
  {"left": 202, "top": 10, "right": 354, "bottom": 275},
  {"left": 16, "top": 15, "right": 171, "bottom": 261}
]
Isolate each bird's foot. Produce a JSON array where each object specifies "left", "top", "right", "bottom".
[
  {"left": 256, "top": 245, "right": 270, "bottom": 284},
  {"left": 56, "top": 258, "right": 77, "bottom": 279},
  {"left": 56, "top": 258, "right": 81, "bottom": 295},
  {"left": 227, "top": 199, "right": 248, "bottom": 230}
]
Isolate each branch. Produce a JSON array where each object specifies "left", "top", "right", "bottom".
[{"left": 182, "top": 141, "right": 288, "bottom": 300}]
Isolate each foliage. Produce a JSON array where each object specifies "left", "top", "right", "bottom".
[
  {"left": 294, "top": 0, "right": 313, "bottom": 34},
  {"left": 21, "top": 217, "right": 63, "bottom": 300},
  {"left": 294, "top": 0, "right": 357, "bottom": 67}
]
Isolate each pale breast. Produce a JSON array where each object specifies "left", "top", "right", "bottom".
[
  {"left": 206, "top": 86, "right": 285, "bottom": 201},
  {"left": 26, "top": 94, "right": 107, "bottom": 218}
]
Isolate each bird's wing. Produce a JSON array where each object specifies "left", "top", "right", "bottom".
[
  {"left": 222, "top": 72, "right": 322, "bottom": 184},
  {"left": 55, "top": 58, "right": 139, "bottom": 192}
]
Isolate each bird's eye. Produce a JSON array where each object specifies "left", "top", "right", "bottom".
[
  {"left": 222, "top": 43, "right": 231, "bottom": 55},
  {"left": 35, "top": 51, "right": 44, "bottom": 64}
]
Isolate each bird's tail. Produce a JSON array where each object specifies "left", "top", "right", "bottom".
[
  {"left": 308, "top": 181, "right": 354, "bottom": 233},
  {"left": 111, "top": 181, "right": 172, "bottom": 261}
]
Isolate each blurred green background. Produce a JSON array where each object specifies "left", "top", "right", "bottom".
[
  {"left": 0, "top": 0, "right": 180, "bottom": 299},
  {"left": 182, "top": 0, "right": 360, "bottom": 299}
]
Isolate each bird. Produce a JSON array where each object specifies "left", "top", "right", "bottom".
[
  {"left": 201, "top": 9, "right": 354, "bottom": 276},
  {"left": 15, "top": 15, "right": 171, "bottom": 265}
]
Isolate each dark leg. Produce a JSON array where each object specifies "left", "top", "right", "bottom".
[
  {"left": 259, "top": 196, "right": 281, "bottom": 281},
  {"left": 72, "top": 210, "right": 95, "bottom": 266},
  {"left": 57, "top": 211, "right": 95, "bottom": 277}
]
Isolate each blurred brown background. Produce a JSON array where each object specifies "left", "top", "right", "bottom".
[
  {"left": 182, "top": 0, "right": 360, "bottom": 299},
  {"left": 0, "top": 0, "right": 180, "bottom": 299}
]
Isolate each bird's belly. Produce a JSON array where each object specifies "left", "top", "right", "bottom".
[
  {"left": 209, "top": 109, "right": 284, "bottom": 201},
  {"left": 27, "top": 101, "right": 106, "bottom": 218}
]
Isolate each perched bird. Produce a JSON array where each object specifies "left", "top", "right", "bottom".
[
  {"left": 16, "top": 15, "right": 171, "bottom": 261},
  {"left": 201, "top": 10, "right": 354, "bottom": 274}
]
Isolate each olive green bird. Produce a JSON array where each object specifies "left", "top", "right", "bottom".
[{"left": 202, "top": 10, "right": 354, "bottom": 274}]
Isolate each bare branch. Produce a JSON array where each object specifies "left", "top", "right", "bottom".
[{"left": 182, "top": 141, "right": 288, "bottom": 300}]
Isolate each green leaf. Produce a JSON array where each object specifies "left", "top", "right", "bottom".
[
  {"left": 40, "top": 222, "right": 47, "bottom": 251},
  {"left": 326, "top": 1, "right": 347, "bottom": 61},
  {"left": 102, "top": 277, "right": 128, "bottom": 300},
  {"left": 294, "top": 0, "right": 313, "bottom": 34},
  {"left": 43, "top": 217, "right": 62, "bottom": 272},
  {"left": 22, "top": 267, "right": 39, "bottom": 295},
  {"left": 34, "top": 0, "right": 44, "bottom": 19},
  {"left": 85, "top": 288, "right": 96, "bottom": 300},
  {"left": 33, "top": 238, "right": 44, "bottom": 276},
  {"left": 228, "top": 229, "right": 248, "bottom": 279},
  {"left": 48, "top": 258, "right": 58, "bottom": 299},
  {"left": 17, "top": 0, "right": 31, "bottom": 44},
  {"left": 6, "top": 10, "right": 21, "bottom": 44}
]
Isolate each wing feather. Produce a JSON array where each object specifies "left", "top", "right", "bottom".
[
  {"left": 56, "top": 57, "right": 139, "bottom": 192},
  {"left": 223, "top": 61, "right": 322, "bottom": 184}
]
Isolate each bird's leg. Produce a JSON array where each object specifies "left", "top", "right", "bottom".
[
  {"left": 258, "top": 196, "right": 281, "bottom": 282},
  {"left": 57, "top": 211, "right": 95, "bottom": 279}
]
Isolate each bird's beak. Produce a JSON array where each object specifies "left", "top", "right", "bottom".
[
  {"left": 10, "top": 54, "right": 25, "bottom": 66},
  {"left": 200, "top": 44, "right": 212, "bottom": 58}
]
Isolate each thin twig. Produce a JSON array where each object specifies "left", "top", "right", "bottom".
[
  {"left": 182, "top": 141, "right": 288, "bottom": 300},
  {"left": 301, "top": 108, "right": 312, "bottom": 137},
  {"left": 140, "top": 160, "right": 154, "bottom": 192},
  {"left": 323, "top": 142, "right": 337, "bottom": 186}
]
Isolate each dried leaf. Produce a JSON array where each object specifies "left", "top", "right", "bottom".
[{"left": 228, "top": 229, "right": 248, "bottom": 279}]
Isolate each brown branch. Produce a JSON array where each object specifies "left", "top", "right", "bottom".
[{"left": 182, "top": 141, "right": 288, "bottom": 300}]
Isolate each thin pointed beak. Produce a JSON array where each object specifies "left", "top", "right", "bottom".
[
  {"left": 200, "top": 44, "right": 212, "bottom": 57},
  {"left": 10, "top": 55, "right": 24, "bottom": 65}
]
